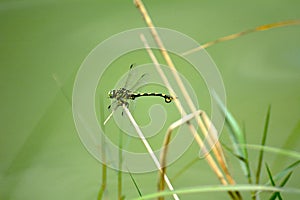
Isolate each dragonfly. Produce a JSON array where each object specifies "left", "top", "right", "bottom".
[{"left": 104, "top": 64, "right": 174, "bottom": 124}]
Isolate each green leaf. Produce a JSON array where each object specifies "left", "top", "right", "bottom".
[
  {"left": 266, "top": 160, "right": 300, "bottom": 185},
  {"left": 221, "top": 141, "right": 247, "bottom": 162},
  {"left": 132, "top": 185, "right": 284, "bottom": 200},
  {"left": 244, "top": 144, "right": 300, "bottom": 160},
  {"left": 279, "top": 171, "right": 293, "bottom": 187},
  {"left": 213, "top": 92, "right": 251, "bottom": 182},
  {"left": 256, "top": 106, "right": 271, "bottom": 184},
  {"left": 269, "top": 171, "right": 293, "bottom": 200},
  {"left": 128, "top": 170, "right": 143, "bottom": 197},
  {"left": 265, "top": 163, "right": 282, "bottom": 200}
]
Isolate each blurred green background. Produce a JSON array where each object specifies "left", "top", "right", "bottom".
[{"left": 1, "top": 0, "right": 300, "bottom": 199}]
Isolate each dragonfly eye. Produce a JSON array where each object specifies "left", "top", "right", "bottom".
[{"left": 108, "top": 90, "right": 115, "bottom": 98}]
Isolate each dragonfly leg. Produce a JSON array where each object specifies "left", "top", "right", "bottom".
[
  {"left": 124, "top": 101, "right": 129, "bottom": 108},
  {"left": 121, "top": 101, "right": 129, "bottom": 116}
]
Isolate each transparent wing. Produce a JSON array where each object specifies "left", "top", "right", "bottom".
[
  {"left": 123, "top": 64, "right": 135, "bottom": 89},
  {"left": 128, "top": 73, "right": 148, "bottom": 91},
  {"left": 122, "top": 64, "right": 148, "bottom": 92}
]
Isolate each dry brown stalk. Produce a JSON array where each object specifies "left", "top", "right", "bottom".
[
  {"left": 134, "top": 0, "right": 242, "bottom": 199},
  {"left": 140, "top": 33, "right": 240, "bottom": 200},
  {"left": 159, "top": 110, "right": 204, "bottom": 193},
  {"left": 182, "top": 19, "right": 300, "bottom": 55}
]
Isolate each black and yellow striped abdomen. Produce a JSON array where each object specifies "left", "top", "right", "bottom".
[{"left": 130, "top": 92, "right": 173, "bottom": 103}]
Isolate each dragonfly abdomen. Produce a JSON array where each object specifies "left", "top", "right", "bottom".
[{"left": 130, "top": 92, "right": 174, "bottom": 103}]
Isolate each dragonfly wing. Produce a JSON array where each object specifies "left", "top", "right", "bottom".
[{"left": 123, "top": 64, "right": 135, "bottom": 89}]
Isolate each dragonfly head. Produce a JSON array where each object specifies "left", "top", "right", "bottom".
[{"left": 108, "top": 90, "right": 115, "bottom": 99}]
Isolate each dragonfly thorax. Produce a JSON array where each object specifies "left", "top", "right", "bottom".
[{"left": 108, "top": 88, "right": 134, "bottom": 100}]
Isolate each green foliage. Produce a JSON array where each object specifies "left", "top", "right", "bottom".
[
  {"left": 266, "top": 160, "right": 300, "bottom": 186},
  {"left": 132, "top": 185, "right": 285, "bottom": 200},
  {"left": 265, "top": 163, "right": 283, "bottom": 200},
  {"left": 128, "top": 171, "right": 143, "bottom": 197},
  {"left": 214, "top": 93, "right": 252, "bottom": 183},
  {"left": 256, "top": 106, "right": 271, "bottom": 184}
]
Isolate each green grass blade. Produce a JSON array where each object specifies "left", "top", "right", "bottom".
[
  {"left": 132, "top": 185, "right": 286, "bottom": 200},
  {"left": 244, "top": 144, "right": 300, "bottom": 160},
  {"left": 52, "top": 73, "right": 72, "bottom": 105},
  {"left": 213, "top": 92, "right": 251, "bottom": 181},
  {"left": 97, "top": 162, "right": 107, "bottom": 200},
  {"left": 269, "top": 171, "right": 293, "bottom": 200},
  {"left": 128, "top": 170, "right": 143, "bottom": 197},
  {"left": 97, "top": 98, "right": 107, "bottom": 200},
  {"left": 171, "top": 157, "right": 199, "bottom": 181},
  {"left": 265, "top": 163, "right": 282, "bottom": 200},
  {"left": 221, "top": 142, "right": 247, "bottom": 162},
  {"left": 219, "top": 102, "right": 246, "bottom": 157},
  {"left": 279, "top": 171, "right": 293, "bottom": 187},
  {"left": 256, "top": 106, "right": 271, "bottom": 185},
  {"left": 266, "top": 160, "right": 300, "bottom": 185},
  {"left": 118, "top": 129, "right": 124, "bottom": 200}
]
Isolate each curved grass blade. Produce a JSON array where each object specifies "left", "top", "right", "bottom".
[
  {"left": 221, "top": 142, "right": 248, "bottom": 163},
  {"left": 244, "top": 144, "right": 300, "bottom": 160},
  {"left": 132, "top": 185, "right": 285, "bottom": 200},
  {"left": 213, "top": 92, "right": 252, "bottom": 183},
  {"left": 182, "top": 19, "right": 300, "bottom": 55}
]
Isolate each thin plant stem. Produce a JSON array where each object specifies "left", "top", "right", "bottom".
[
  {"left": 97, "top": 162, "right": 107, "bottom": 200},
  {"left": 122, "top": 105, "right": 180, "bottom": 200},
  {"left": 118, "top": 128, "right": 123, "bottom": 200},
  {"left": 241, "top": 144, "right": 300, "bottom": 160},
  {"left": 98, "top": 116, "right": 107, "bottom": 200},
  {"left": 159, "top": 110, "right": 203, "bottom": 193},
  {"left": 254, "top": 106, "right": 271, "bottom": 200},
  {"left": 103, "top": 112, "right": 113, "bottom": 125},
  {"left": 181, "top": 19, "right": 300, "bottom": 55},
  {"left": 256, "top": 106, "right": 271, "bottom": 184},
  {"left": 135, "top": 0, "right": 233, "bottom": 183}
]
